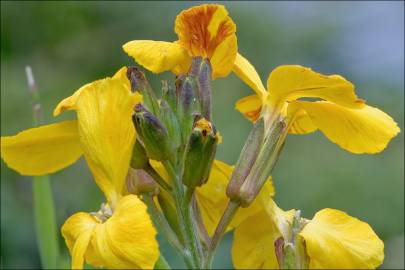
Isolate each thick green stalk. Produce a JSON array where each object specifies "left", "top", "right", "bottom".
[
  {"left": 26, "top": 66, "right": 60, "bottom": 268},
  {"left": 182, "top": 187, "right": 203, "bottom": 267},
  {"left": 162, "top": 161, "right": 197, "bottom": 269}
]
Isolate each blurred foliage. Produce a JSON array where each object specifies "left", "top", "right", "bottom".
[{"left": 1, "top": 1, "right": 404, "bottom": 269}]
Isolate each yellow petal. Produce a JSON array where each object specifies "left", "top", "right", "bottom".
[
  {"left": 62, "top": 195, "right": 159, "bottom": 269},
  {"left": 233, "top": 53, "right": 266, "bottom": 96},
  {"left": 1, "top": 120, "right": 82, "bottom": 175},
  {"left": 53, "top": 67, "right": 129, "bottom": 116},
  {"left": 61, "top": 212, "right": 98, "bottom": 269},
  {"left": 267, "top": 65, "right": 365, "bottom": 109},
  {"left": 232, "top": 210, "right": 280, "bottom": 269},
  {"left": 290, "top": 101, "right": 400, "bottom": 154},
  {"left": 76, "top": 74, "right": 141, "bottom": 204},
  {"left": 299, "top": 208, "right": 384, "bottom": 269},
  {"left": 235, "top": 94, "right": 262, "bottom": 122},
  {"left": 122, "top": 40, "right": 191, "bottom": 75},
  {"left": 196, "top": 160, "right": 232, "bottom": 236},
  {"left": 288, "top": 109, "right": 318, "bottom": 134},
  {"left": 175, "top": 4, "right": 237, "bottom": 79},
  {"left": 91, "top": 195, "right": 159, "bottom": 269}
]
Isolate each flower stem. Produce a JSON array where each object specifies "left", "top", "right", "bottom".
[
  {"left": 25, "top": 66, "right": 60, "bottom": 269},
  {"left": 162, "top": 160, "right": 197, "bottom": 269},
  {"left": 182, "top": 187, "right": 203, "bottom": 267},
  {"left": 144, "top": 163, "right": 172, "bottom": 192},
  {"left": 205, "top": 200, "right": 240, "bottom": 268},
  {"left": 143, "top": 195, "right": 183, "bottom": 255}
]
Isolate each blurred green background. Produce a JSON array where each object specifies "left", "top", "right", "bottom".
[{"left": 1, "top": 1, "right": 404, "bottom": 269}]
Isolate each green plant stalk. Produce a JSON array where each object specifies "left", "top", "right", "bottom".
[
  {"left": 162, "top": 161, "right": 196, "bottom": 269},
  {"left": 163, "top": 161, "right": 203, "bottom": 269},
  {"left": 26, "top": 66, "right": 60, "bottom": 269},
  {"left": 182, "top": 187, "right": 203, "bottom": 267},
  {"left": 143, "top": 195, "right": 183, "bottom": 256},
  {"left": 204, "top": 200, "right": 240, "bottom": 268},
  {"left": 33, "top": 175, "right": 59, "bottom": 269}
]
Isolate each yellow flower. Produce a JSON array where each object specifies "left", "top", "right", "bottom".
[
  {"left": 235, "top": 64, "right": 400, "bottom": 154},
  {"left": 123, "top": 4, "right": 256, "bottom": 82},
  {"left": 1, "top": 68, "right": 159, "bottom": 269},
  {"left": 151, "top": 159, "right": 275, "bottom": 236},
  {"left": 62, "top": 195, "right": 158, "bottom": 269},
  {"left": 232, "top": 203, "right": 384, "bottom": 269}
]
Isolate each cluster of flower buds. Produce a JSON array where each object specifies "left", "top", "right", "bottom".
[{"left": 126, "top": 57, "right": 220, "bottom": 194}]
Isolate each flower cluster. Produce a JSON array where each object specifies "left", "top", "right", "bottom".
[{"left": 0, "top": 4, "right": 400, "bottom": 270}]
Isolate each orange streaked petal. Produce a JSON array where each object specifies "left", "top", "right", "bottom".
[{"left": 175, "top": 4, "right": 237, "bottom": 78}]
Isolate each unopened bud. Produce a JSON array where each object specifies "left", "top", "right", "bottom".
[
  {"left": 127, "top": 66, "right": 159, "bottom": 115},
  {"left": 226, "top": 118, "right": 265, "bottom": 201},
  {"left": 159, "top": 100, "right": 181, "bottom": 153},
  {"left": 126, "top": 168, "right": 159, "bottom": 195},
  {"left": 196, "top": 59, "right": 213, "bottom": 120},
  {"left": 133, "top": 104, "right": 170, "bottom": 161},
  {"left": 177, "top": 76, "right": 200, "bottom": 145},
  {"left": 161, "top": 80, "right": 177, "bottom": 114},
  {"left": 130, "top": 139, "right": 148, "bottom": 169},
  {"left": 182, "top": 118, "right": 218, "bottom": 188},
  {"left": 238, "top": 120, "right": 287, "bottom": 207}
]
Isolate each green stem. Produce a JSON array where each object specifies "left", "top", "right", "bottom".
[
  {"left": 26, "top": 66, "right": 60, "bottom": 269},
  {"left": 144, "top": 163, "right": 172, "bottom": 192},
  {"left": 162, "top": 161, "right": 196, "bottom": 269},
  {"left": 143, "top": 195, "right": 183, "bottom": 255},
  {"left": 154, "top": 255, "right": 171, "bottom": 269},
  {"left": 182, "top": 187, "right": 202, "bottom": 268},
  {"left": 205, "top": 200, "right": 240, "bottom": 268}
]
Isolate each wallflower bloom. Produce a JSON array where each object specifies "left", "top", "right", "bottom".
[
  {"left": 123, "top": 4, "right": 257, "bottom": 82},
  {"left": 235, "top": 64, "right": 400, "bottom": 154},
  {"left": 232, "top": 202, "right": 384, "bottom": 269},
  {"left": 0, "top": 68, "right": 159, "bottom": 269}
]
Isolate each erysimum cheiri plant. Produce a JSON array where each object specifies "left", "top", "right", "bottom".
[{"left": 0, "top": 3, "right": 400, "bottom": 269}]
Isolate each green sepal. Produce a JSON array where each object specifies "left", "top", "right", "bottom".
[
  {"left": 182, "top": 119, "right": 218, "bottom": 188},
  {"left": 130, "top": 139, "right": 149, "bottom": 169},
  {"left": 133, "top": 104, "right": 170, "bottom": 161},
  {"left": 226, "top": 118, "right": 265, "bottom": 201},
  {"left": 127, "top": 66, "right": 160, "bottom": 115},
  {"left": 159, "top": 100, "right": 181, "bottom": 155}
]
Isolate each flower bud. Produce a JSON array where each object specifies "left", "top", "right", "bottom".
[
  {"left": 226, "top": 118, "right": 265, "bottom": 201},
  {"left": 126, "top": 168, "right": 159, "bottom": 196},
  {"left": 182, "top": 118, "right": 218, "bottom": 188},
  {"left": 189, "top": 57, "right": 213, "bottom": 120},
  {"left": 130, "top": 139, "right": 148, "bottom": 169},
  {"left": 127, "top": 66, "right": 159, "bottom": 115},
  {"left": 133, "top": 104, "right": 170, "bottom": 161},
  {"left": 161, "top": 80, "right": 177, "bottom": 114},
  {"left": 177, "top": 76, "right": 201, "bottom": 145},
  {"left": 159, "top": 100, "right": 181, "bottom": 153},
  {"left": 238, "top": 120, "right": 287, "bottom": 207}
]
